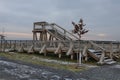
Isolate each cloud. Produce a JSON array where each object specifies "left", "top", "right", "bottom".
[
  {"left": 0, "top": 0, "right": 120, "bottom": 40},
  {"left": 5, "top": 32, "right": 32, "bottom": 40},
  {"left": 97, "top": 33, "right": 106, "bottom": 37}
]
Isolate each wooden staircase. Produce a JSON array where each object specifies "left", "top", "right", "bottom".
[{"left": 87, "top": 49, "right": 116, "bottom": 65}]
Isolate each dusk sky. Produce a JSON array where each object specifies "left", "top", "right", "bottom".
[{"left": 0, "top": 0, "right": 120, "bottom": 41}]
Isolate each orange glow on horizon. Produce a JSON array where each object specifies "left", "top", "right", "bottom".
[{"left": 5, "top": 32, "right": 32, "bottom": 39}]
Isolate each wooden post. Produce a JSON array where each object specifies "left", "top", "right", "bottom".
[
  {"left": 40, "top": 44, "right": 46, "bottom": 54},
  {"left": 64, "top": 30, "right": 66, "bottom": 40},
  {"left": 9, "top": 41, "right": 11, "bottom": 50},
  {"left": 44, "top": 52, "right": 47, "bottom": 56},
  {"left": 117, "top": 42, "right": 120, "bottom": 54},
  {"left": 79, "top": 52, "right": 82, "bottom": 66},
  {"left": 110, "top": 42, "right": 113, "bottom": 59},
  {"left": 2, "top": 40, "right": 4, "bottom": 52},
  {"left": 71, "top": 54, "right": 74, "bottom": 60},
  {"left": 4, "top": 40, "right": 7, "bottom": 51},
  {"left": 102, "top": 42, "right": 104, "bottom": 48},
  {"left": 49, "top": 35, "right": 51, "bottom": 40},
  {"left": 0, "top": 40, "right": 1, "bottom": 51},
  {"left": 14, "top": 40, "right": 16, "bottom": 50},
  {"left": 98, "top": 51, "right": 105, "bottom": 64},
  {"left": 58, "top": 54, "right": 62, "bottom": 58},
  {"left": 28, "top": 45, "right": 34, "bottom": 53},
  {"left": 40, "top": 33, "right": 42, "bottom": 41},
  {"left": 35, "top": 33, "right": 37, "bottom": 41},
  {"left": 85, "top": 54, "right": 88, "bottom": 61},
  {"left": 25, "top": 40, "right": 27, "bottom": 48},
  {"left": 82, "top": 46, "right": 88, "bottom": 61},
  {"left": 33, "top": 23, "right": 35, "bottom": 40},
  {"left": 66, "top": 41, "right": 73, "bottom": 55},
  {"left": 45, "top": 32, "right": 47, "bottom": 41},
  {"left": 18, "top": 44, "right": 24, "bottom": 53},
  {"left": 54, "top": 43, "right": 62, "bottom": 54},
  {"left": 118, "top": 42, "right": 120, "bottom": 54}
]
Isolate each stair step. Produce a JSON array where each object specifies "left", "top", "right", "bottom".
[
  {"left": 88, "top": 49, "right": 96, "bottom": 53},
  {"left": 94, "top": 51, "right": 102, "bottom": 53},
  {"left": 104, "top": 57, "right": 109, "bottom": 59},
  {"left": 88, "top": 49, "right": 102, "bottom": 53},
  {"left": 96, "top": 54, "right": 103, "bottom": 57},
  {"left": 104, "top": 59, "right": 113, "bottom": 62},
  {"left": 95, "top": 53, "right": 102, "bottom": 55},
  {"left": 105, "top": 61, "right": 116, "bottom": 65}
]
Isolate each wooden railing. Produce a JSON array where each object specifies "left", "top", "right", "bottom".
[
  {"left": 50, "top": 23, "right": 79, "bottom": 40},
  {"left": 0, "top": 40, "right": 119, "bottom": 56}
]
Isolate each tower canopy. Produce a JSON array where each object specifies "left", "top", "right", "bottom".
[{"left": 34, "top": 21, "right": 49, "bottom": 26}]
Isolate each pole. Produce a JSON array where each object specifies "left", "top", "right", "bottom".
[{"left": 79, "top": 51, "right": 82, "bottom": 66}]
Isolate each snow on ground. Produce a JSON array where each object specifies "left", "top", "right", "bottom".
[
  {"left": 1, "top": 57, "right": 120, "bottom": 80},
  {"left": 0, "top": 57, "right": 82, "bottom": 80}
]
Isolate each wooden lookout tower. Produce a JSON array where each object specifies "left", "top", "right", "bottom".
[
  {"left": 32, "top": 21, "right": 74, "bottom": 41},
  {"left": 32, "top": 22, "right": 48, "bottom": 41}
]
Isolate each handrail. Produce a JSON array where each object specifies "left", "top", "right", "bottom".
[
  {"left": 50, "top": 23, "right": 71, "bottom": 40},
  {"left": 47, "top": 30, "right": 62, "bottom": 40},
  {"left": 54, "top": 28, "right": 72, "bottom": 40},
  {"left": 50, "top": 23, "right": 79, "bottom": 40},
  {"left": 89, "top": 41, "right": 106, "bottom": 51}
]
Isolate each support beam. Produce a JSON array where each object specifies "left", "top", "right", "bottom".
[
  {"left": 54, "top": 43, "right": 62, "bottom": 54},
  {"left": 28, "top": 45, "right": 34, "bottom": 53},
  {"left": 66, "top": 42, "right": 73, "bottom": 55},
  {"left": 18, "top": 44, "right": 24, "bottom": 53},
  {"left": 40, "top": 44, "right": 46, "bottom": 54},
  {"left": 98, "top": 51, "right": 105, "bottom": 64}
]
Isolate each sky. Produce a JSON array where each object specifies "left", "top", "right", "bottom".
[{"left": 0, "top": 0, "right": 120, "bottom": 41}]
